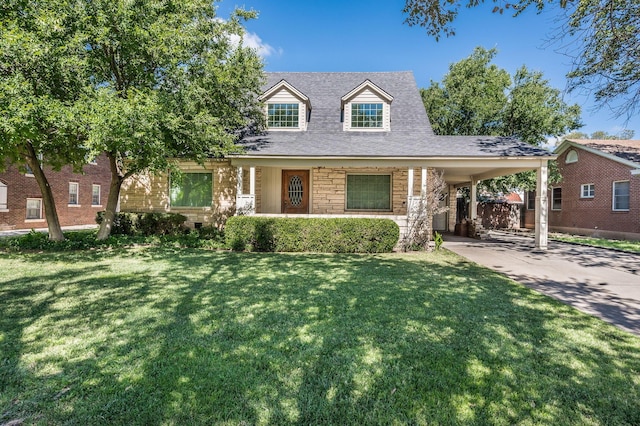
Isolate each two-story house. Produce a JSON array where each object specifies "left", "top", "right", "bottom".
[
  {"left": 120, "top": 72, "right": 555, "bottom": 248},
  {"left": 0, "top": 153, "right": 111, "bottom": 231}
]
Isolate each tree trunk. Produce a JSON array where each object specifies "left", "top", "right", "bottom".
[
  {"left": 24, "top": 143, "right": 65, "bottom": 241},
  {"left": 96, "top": 153, "right": 125, "bottom": 240}
]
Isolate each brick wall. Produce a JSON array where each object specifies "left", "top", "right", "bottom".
[
  {"left": 550, "top": 147, "right": 640, "bottom": 235},
  {"left": 0, "top": 153, "right": 111, "bottom": 231},
  {"left": 120, "top": 159, "right": 236, "bottom": 228}
]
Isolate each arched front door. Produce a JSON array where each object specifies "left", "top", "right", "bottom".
[{"left": 281, "top": 170, "right": 309, "bottom": 214}]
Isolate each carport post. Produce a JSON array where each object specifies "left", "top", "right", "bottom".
[
  {"left": 535, "top": 161, "right": 548, "bottom": 250},
  {"left": 470, "top": 177, "right": 477, "bottom": 221}
]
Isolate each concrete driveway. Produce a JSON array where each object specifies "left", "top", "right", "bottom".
[{"left": 444, "top": 231, "right": 640, "bottom": 337}]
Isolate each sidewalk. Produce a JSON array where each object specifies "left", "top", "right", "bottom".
[{"left": 444, "top": 231, "right": 640, "bottom": 336}]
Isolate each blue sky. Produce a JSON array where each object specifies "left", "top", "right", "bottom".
[{"left": 218, "top": 0, "right": 639, "bottom": 141}]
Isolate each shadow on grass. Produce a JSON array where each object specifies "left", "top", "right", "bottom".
[{"left": 1, "top": 248, "right": 640, "bottom": 424}]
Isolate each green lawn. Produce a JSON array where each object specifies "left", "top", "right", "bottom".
[
  {"left": 550, "top": 233, "right": 640, "bottom": 253},
  {"left": 2, "top": 248, "right": 639, "bottom": 425}
]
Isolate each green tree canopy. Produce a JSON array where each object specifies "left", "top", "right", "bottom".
[
  {"left": 564, "top": 129, "right": 636, "bottom": 140},
  {"left": 1, "top": 0, "right": 90, "bottom": 240},
  {"left": 2, "top": 0, "right": 266, "bottom": 240},
  {"left": 404, "top": 0, "right": 640, "bottom": 119},
  {"left": 79, "top": 0, "right": 265, "bottom": 239},
  {"left": 422, "top": 47, "right": 582, "bottom": 192},
  {"left": 422, "top": 47, "right": 582, "bottom": 146}
]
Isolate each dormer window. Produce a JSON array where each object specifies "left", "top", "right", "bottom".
[
  {"left": 268, "top": 103, "right": 299, "bottom": 128},
  {"left": 259, "top": 80, "right": 310, "bottom": 131},
  {"left": 341, "top": 80, "right": 393, "bottom": 132},
  {"left": 351, "top": 103, "right": 383, "bottom": 128}
]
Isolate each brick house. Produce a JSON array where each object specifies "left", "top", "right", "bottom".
[
  {"left": 0, "top": 153, "right": 111, "bottom": 231},
  {"left": 524, "top": 139, "right": 640, "bottom": 240},
  {"left": 121, "top": 72, "right": 555, "bottom": 248}
]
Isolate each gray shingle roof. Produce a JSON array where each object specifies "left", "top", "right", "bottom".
[
  {"left": 569, "top": 139, "right": 640, "bottom": 165},
  {"left": 238, "top": 72, "right": 553, "bottom": 158}
]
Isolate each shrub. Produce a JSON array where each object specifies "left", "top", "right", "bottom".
[
  {"left": 225, "top": 217, "right": 399, "bottom": 253},
  {"left": 137, "top": 212, "right": 188, "bottom": 236},
  {"left": 95, "top": 211, "right": 138, "bottom": 235},
  {"left": 96, "top": 212, "right": 187, "bottom": 236}
]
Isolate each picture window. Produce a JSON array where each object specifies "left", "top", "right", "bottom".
[
  {"left": 170, "top": 173, "right": 213, "bottom": 207},
  {"left": 346, "top": 174, "right": 391, "bottom": 211}
]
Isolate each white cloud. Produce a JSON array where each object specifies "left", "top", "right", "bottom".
[
  {"left": 229, "top": 31, "right": 280, "bottom": 58},
  {"left": 243, "top": 32, "right": 280, "bottom": 57}
]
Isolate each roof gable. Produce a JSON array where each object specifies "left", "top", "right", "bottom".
[
  {"left": 259, "top": 79, "right": 311, "bottom": 109},
  {"left": 341, "top": 79, "right": 394, "bottom": 108},
  {"left": 556, "top": 139, "right": 640, "bottom": 169},
  {"left": 237, "top": 72, "right": 554, "bottom": 159}
]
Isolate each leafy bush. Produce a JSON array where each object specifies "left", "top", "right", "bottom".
[
  {"left": 96, "top": 211, "right": 187, "bottom": 236},
  {"left": 95, "top": 211, "right": 138, "bottom": 235},
  {"left": 0, "top": 228, "right": 227, "bottom": 253},
  {"left": 225, "top": 217, "right": 399, "bottom": 253},
  {"left": 137, "top": 212, "right": 188, "bottom": 236}
]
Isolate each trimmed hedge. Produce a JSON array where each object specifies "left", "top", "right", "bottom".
[
  {"left": 96, "top": 211, "right": 188, "bottom": 236},
  {"left": 225, "top": 216, "right": 399, "bottom": 253}
]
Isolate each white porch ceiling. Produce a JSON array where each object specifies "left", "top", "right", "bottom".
[{"left": 229, "top": 156, "right": 553, "bottom": 186}]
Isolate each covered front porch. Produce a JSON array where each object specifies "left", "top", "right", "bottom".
[{"left": 231, "top": 157, "right": 551, "bottom": 249}]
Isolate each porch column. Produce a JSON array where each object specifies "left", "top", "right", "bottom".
[
  {"left": 470, "top": 177, "right": 477, "bottom": 221},
  {"left": 249, "top": 166, "right": 256, "bottom": 196},
  {"left": 235, "top": 166, "right": 255, "bottom": 214},
  {"left": 236, "top": 166, "right": 243, "bottom": 195},
  {"left": 535, "top": 161, "right": 549, "bottom": 250},
  {"left": 407, "top": 168, "right": 414, "bottom": 198},
  {"left": 421, "top": 168, "right": 427, "bottom": 196}
]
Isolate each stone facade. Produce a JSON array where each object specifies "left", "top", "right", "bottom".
[
  {"left": 311, "top": 167, "right": 409, "bottom": 215},
  {"left": 120, "top": 159, "right": 237, "bottom": 229},
  {"left": 119, "top": 162, "right": 457, "bottom": 238}
]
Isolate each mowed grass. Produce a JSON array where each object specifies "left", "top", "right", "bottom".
[
  {"left": 1, "top": 248, "right": 639, "bottom": 425},
  {"left": 550, "top": 233, "right": 640, "bottom": 254}
]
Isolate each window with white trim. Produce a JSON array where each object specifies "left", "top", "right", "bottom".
[
  {"left": 341, "top": 80, "right": 393, "bottom": 132},
  {"left": 551, "top": 187, "right": 562, "bottom": 210},
  {"left": 580, "top": 184, "right": 595, "bottom": 198},
  {"left": 170, "top": 173, "right": 213, "bottom": 207},
  {"left": 351, "top": 103, "right": 383, "bottom": 128},
  {"left": 0, "top": 181, "right": 7, "bottom": 211},
  {"left": 346, "top": 174, "right": 391, "bottom": 211},
  {"left": 26, "top": 198, "right": 42, "bottom": 220},
  {"left": 613, "top": 181, "right": 630, "bottom": 211},
  {"left": 69, "top": 182, "right": 79, "bottom": 205},
  {"left": 267, "top": 103, "right": 299, "bottom": 128},
  {"left": 92, "top": 184, "right": 101, "bottom": 206}
]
